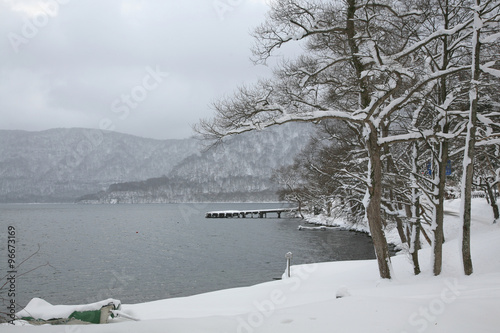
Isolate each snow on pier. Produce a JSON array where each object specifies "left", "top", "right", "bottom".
[{"left": 205, "top": 207, "right": 298, "bottom": 219}]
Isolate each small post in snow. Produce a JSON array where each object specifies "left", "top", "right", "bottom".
[{"left": 286, "top": 252, "right": 293, "bottom": 277}]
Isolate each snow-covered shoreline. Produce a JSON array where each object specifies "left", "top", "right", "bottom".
[
  {"left": 4, "top": 198, "right": 500, "bottom": 332},
  {"left": 303, "top": 199, "right": 478, "bottom": 252},
  {"left": 304, "top": 210, "right": 405, "bottom": 254},
  {"left": 304, "top": 213, "right": 371, "bottom": 233}
]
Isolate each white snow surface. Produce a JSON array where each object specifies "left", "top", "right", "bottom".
[{"left": 4, "top": 199, "right": 500, "bottom": 332}]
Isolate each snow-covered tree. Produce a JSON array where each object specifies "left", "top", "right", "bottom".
[
  {"left": 460, "top": 0, "right": 500, "bottom": 276},
  {"left": 196, "top": 0, "right": 500, "bottom": 278}
]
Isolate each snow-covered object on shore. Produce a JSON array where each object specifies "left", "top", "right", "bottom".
[{"left": 16, "top": 298, "right": 120, "bottom": 321}]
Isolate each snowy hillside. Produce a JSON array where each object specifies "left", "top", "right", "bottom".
[
  {"left": 5, "top": 198, "right": 500, "bottom": 332},
  {"left": 78, "top": 123, "right": 314, "bottom": 203},
  {"left": 0, "top": 124, "right": 314, "bottom": 203},
  {"left": 0, "top": 129, "right": 199, "bottom": 202}
]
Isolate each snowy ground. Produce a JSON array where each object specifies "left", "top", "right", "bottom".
[{"left": 4, "top": 198, "right": 500, "bottom": 332}]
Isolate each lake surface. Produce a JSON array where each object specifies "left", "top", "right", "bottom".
[{"left": 0, "top": 203, "right": 375, "bottom": 307}]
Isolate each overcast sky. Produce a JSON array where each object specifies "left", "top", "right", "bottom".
[{"left": 0, "top": 0, "right": 279, "bottom": 140}]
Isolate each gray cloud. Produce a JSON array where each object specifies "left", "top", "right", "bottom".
[{"left": 0, "top": 0, "right": 273, "bottom": 139}]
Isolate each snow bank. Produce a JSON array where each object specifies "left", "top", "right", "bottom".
[
  {"left": 3, "top": 199, "right": 500, "bottom": 332},
  {"left": 297, "top": 225, "right": 339, "bottom": 230},
  {"left": 306, "top": 213, "right": 370, "bottom": 232}
]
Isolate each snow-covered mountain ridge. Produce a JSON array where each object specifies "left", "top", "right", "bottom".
[{"left": 0, "top": 125, "right": 313, "bottom": 202}]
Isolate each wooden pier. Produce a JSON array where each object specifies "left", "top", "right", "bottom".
[{"left": 205, "top": 207, "right": 298, "bottom": 219}]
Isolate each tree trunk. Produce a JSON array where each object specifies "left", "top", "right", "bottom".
[
  {"left": 365, "top": 124, "right": 392, "bottom": 279},
  {"left": 347, "top": 0, "right": 391, "bottom": 279},
  {"left": 433, "top": 137, "right": 448, "bottom": 276},
  {"left": 460, "top": 0, "right": 481, "bottom": 276},
  {"left": 486, "top": 181, "right": 499, "bottom": 223},
  {"left": 395, "top": 216, "right": 407, "bottom": 245},
  {"left": 382, "top": 123, "right": 407, "bottom": 245},
  {"left": 431, "top": 0, "right": 452, "bottom": 277},
  {"left": 410, "top": 202, "right": 421, "bottom": 276},
  {"left": 298, "top": 201, "right": 304, "bottom": 219},
  {"left": 410, "top": 142, "right": 421, "bottom": 275}
]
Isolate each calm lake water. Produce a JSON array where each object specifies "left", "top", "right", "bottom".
[{"left": 0, "top": 203, "right": 375, "bottom": 307}]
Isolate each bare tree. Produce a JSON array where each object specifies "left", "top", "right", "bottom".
[
  {"left": 460, "top": 0, "right": 500, "bottom": 276},
  {"left": 196, "top": 0, "right": 499, "bottom": 278},
  {"left": 273, "top": 160, "right": 312, "bottom": 218}
]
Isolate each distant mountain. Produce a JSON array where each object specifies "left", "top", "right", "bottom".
[
  {"left": 0, "top": 128, "right": 199, "bottom": 202},
  {"left": 0, "top": 124, "right": 314, "bottom": 203}
]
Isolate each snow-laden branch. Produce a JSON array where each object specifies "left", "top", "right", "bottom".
[
  {"left": 378, "top": 129, "right": 434, "bottom": 145},
  {"left": 481, "top": 62, "right": 500, "bottom": 77},
  {"left": 481, "top": 32, "right": 500, "bottom": 43},
  {"left": 373, "top": 65, "right": 469, "bottom": 126},
  {"left": 223, "top": 109, "right": 362, "bottom": 136},
  {"left": 476, "top": 135, "right": 500, "bottom": 147},
  {"left": 392, "top": 19, "right": 474, "bottom": 61},
  {"left": 355, "top": 2, "right": 423, "bottom": 18}
]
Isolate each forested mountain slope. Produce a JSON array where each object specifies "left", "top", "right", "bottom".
[{"left": 0, "top": 124, "right": 313, "bottom": 202}]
